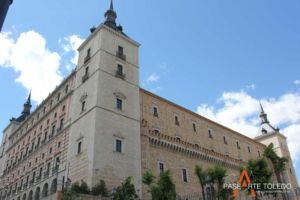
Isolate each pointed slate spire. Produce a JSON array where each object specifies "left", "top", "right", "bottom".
[
  {"left": 22, "top": 91, "right": 32, "bottom": 116},
  {"left": 104, "top": 0, "right": 117, "bottom": 29},
  {"left": 259, "top": 102, "right": 269, "bottom": 124},
  {"left": 109, "top": 0, "right": 114, "bottom": 11}
]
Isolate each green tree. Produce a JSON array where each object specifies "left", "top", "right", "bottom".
[
  {"left": 195, "top": 165, "right": 207, "bottom": 200},
  {"left": 263, "top": 143, "right": 289, "bottom": 183},
  {"left": 91, "top": 180, "right": 109, "bottom": 197},
  {"left": 142, "top": 170, "right": 176, "bottom": 200},
  {"left": 195, "top": 165, "right": 229, "bottom": 200},
  {"left": 70, "top": 180, "right": 90, "bottom": 194},
  {"left": 114, "top": 177, "right": 138, "bottom": 200}
]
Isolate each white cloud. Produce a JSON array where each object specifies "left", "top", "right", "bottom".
[
  {"left": 245, "top": 83, "right": 256, "bottom": 90},
  {"left": 61, "top": 35, "right": 84, "bottom": 69},
  {"left": 294, "top": 80, "right": 300, "bottom": 85},
  {"left": 0, "top": 31, "right": 63, "bottom": 103},
  {"left": 147, "top": 73, "right": 160, "bottom": 83},
  {"left": 197, "top": 91, "right": 300, "bottom": 165}
]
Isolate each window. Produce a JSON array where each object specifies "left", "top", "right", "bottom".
[
  {"left": 182, "top": 169, "right": 188, "bottom": 182},
  {"left": 51, "top": 125, "right": 56, "bottom": 135},
  {"left": 208, "top": 129, "right": 213, "bottom": 139},
  {"left": 248, "top": 146, "right": 251, "bottom": 153},
  {"left": 82, "top": 67, "right": 89, "bottom": 82},
  {"left": 57, "top": 93, "right": 61, "bottom": 101},
  {"left": 236, "top": 141, "right": 240, "bottom": 149},
  {"left": 77, "top": 142, "right": 82, "bottom": 154},
  {"left": 54, "top": 112, "right": 57, "bottom": 118},
  {"left": 60, "top": 118, "right": 64, "bottom": 130},
  {"left": 87, "top": 48, "right": 91, "bottom": 57},
  {"left": 158, "top": 162, "right": 164, "bottom": 174},
  {"left": 258, "top": 151, "right": 261, "bottom": 157},
  {"left": 117, "top": 64, "right": 123, "bottom": 75},
  {"left": 49, "top": 148, "right": 52, "bottom": 154},
  {"left": 84, "top": 48, "right": 91, "bottom": 63},
  {"left": 116, "top": 98, "right": 123, "bottom": 110},
  {"left": 223, "top": 136, "right": 227, "bottom": 144},
  {"left": 153, "top": 107, "right": 158, "bottom": 117},
  {"left": 115, "top": 139, "right": 122, "bottom": 153},
  {"left": 65, "top": 85, "right": 69, "bottom": 93},
  {"left": 58, "top": 142, "right": 61, "bottom": 148},
  {"left": 192, "top": 123, "right": 197, "bottom": 132},
  {"left": 81, "top": 101, "right": 86, "bottom": 112},
  {"left": 175, "top": 116, "right": 180, "bottom": 126},
  {"left": 62, "top": 105, "right": 66, "bottom": 112},
  {"left": 118, "top": 46, "right": 123, "bottom": 55}
]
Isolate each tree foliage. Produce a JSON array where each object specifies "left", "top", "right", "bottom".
[
  {"left": 114, "top": 177, "right": 138, "bottom": 200},
  {"left": 195, "top": 165, "right": 231, "bottom": 200},
  {"left": 71, "top": 180, "right": 90, "bottom": 194},
  {"left": 91, "top": 180, "right": 109, "bottom": 197},
  {"left": 142, "top": 170, "right": 176, "bottom": 200},
  {"left": 263, "top": 143, "right": 289, "bottom": 172}
]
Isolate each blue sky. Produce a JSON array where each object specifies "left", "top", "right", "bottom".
[{"left": 1, "top": 0, "right": 300, "bottom": 183}]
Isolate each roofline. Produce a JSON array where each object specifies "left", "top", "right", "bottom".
[
  {"left": 255, "top": 132, "right": 287, "bottom": 141},
  {"left": 140, "top": 88, "right": 266, "bottom": 147},
  {"left": 7, "top": 71, "right": 76, "bottom": 139},
  {"left": 78, "top": 24, "right": 140, "bottom": 52}
]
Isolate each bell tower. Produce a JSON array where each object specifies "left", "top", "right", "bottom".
[
  {"left": 255, "top": 103, "right": 298, "bottom": 191},
  {"left": 68, "top": 0, "right": 141, "bottom": 194}
]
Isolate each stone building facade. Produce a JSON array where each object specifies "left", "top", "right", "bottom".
[{"left": 0, "top": 1, "right": 299, "bottom": 200}]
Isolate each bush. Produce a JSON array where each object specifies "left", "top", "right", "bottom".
[
  {"left": 71, "top": 180, "right": 90, "bottom": 194},
  {"left": 114, "top": 177, "right": 138, "bottom": 200},
  {"left": 91, "top": 180, "right": 109, "bottom": 197}
]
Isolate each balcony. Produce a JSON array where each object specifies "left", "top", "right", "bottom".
[
  {"left": 44, "top": 171, "right": 49, "bottom": 179},
  {"left": 52, "top": 166, "right": 59, "bottom": 175},
  {"left": 49, "top": 134, "right": 54, "bottom": 140},
  {"left": 116, "top": 51, "right": 126, "bottom": 61},
  {"left": 36, "top": 175, "right": 42, "bottom": 182},
  {"left": 82, "top": 73, "right": 89, "bottom": 83},
  {"left": 23, "top": 182, "right": 28, "bottom": 188},
  {"left": 29, "top": 179, "right": 34, "bottom": 186},
  {"left": 115, "top": 70, "right": 126, "bottom": 80}
]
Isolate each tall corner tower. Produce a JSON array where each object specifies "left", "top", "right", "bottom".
[
  {"left": 68, "top": 0, "right": 141, "bottom": 193},
  {"left": 255, "top": 103, "right": 298, "bottom": 190}
]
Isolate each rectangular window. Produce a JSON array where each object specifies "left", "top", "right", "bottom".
[
  {"left": 208, "top": 129, "right": 213, "bottom": 139},
  {"left": 77, "top": 142, "right": 82, "bottom": 154},
  {"left": 81, "top": 101, "right": 86, "bottom": 112},
  {"left": 258, "top": 151, "right": 261, "bottom": 157},
  {"left": 182, "top": 169, "right": 188, "bottom": 182},
  {"left": 153, "top": 107, "right": 158, "bottom": 117},
  {"left": 51, "top": 125, "right": 56, "bottom": 135},
  {"left": 223, "top": 136, "right": 227, "bottom": 144},
  {"left": 175, "top": 116, "right": 180, "bottom": 126},
  {"left": 236, "top": 141, "right": 240, "bottom": 149},
  {"left": 248, "top": 146, "right": 251, "bottom": 153},
  {"left": 118, "top": 46, "right": 123, "bottom": 55},
  {"left": 117, "top": 64, "right": 123, "bottom": 75},
  {"left": 159, "top": 162, "right": 164, "bottom": 174},
  {"left": 192, "top": 123, "right": 196, "bottom": 132},
  {"left": 115, "top": 139, "right": 122, "bottom": 153},
  {"left": 60, "top": 118, "right": 64, "bottom": 130},
  {"left": 116, "top": 98, "right": 123, "bottom": 110}
]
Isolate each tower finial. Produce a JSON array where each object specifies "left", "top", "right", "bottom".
[
  {"left": 259, "top": 102, "right": 269, "bottom": 124},
  {"left": 104, "top": 0, "right": 117, "bottom": 29},
  {"left": 110, "top": 0, "right": 114, "bottom": 11}
]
